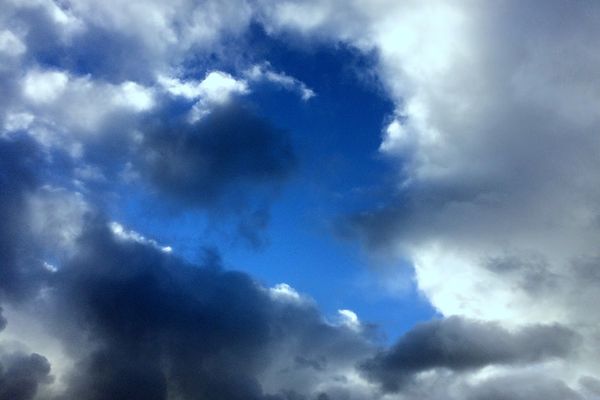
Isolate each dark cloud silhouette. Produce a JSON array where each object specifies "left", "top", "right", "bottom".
[
  {"left": 0, "top": 351, "right": 52, "bottom": 400},
  {"left": 53, "top": 220, "right": 275, "bottom": 400},
  {"left": 336, "top": 181, "right": 498, "bottom": 254},
  {"left": 0, "top": 136, "right": 50, "bottom": 302},
  {"left": 0, "top": 143, "right": 370, "bottom": 398},
  {"left": 0, "top": 209, "right": 368, "bottom": 400},
  {"left": 133, "top": 103, "right": 297, "bottom": 246},
  {"left": 361, "top": 316, "right": 579, "bottom": 392},
  {"left": 140, "top": 103, "right": 296, "bottom": 207},
  {"left": 0, "top": 308, "right": 5, "bottom": 332}
]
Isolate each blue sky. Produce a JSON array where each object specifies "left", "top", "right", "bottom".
[
  {"left": 1, "top": 1, "right": 600, "bottom": 400},
  {"left": 110, "top": 29, "right": 435, "bottom": 340}
]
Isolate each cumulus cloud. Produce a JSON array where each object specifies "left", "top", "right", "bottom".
[
  {"left": 314, "top": 0, "right": 600, "bottom": 324},
  {"left": 159, "top": 71, "right": 250, "bottom": 121}
]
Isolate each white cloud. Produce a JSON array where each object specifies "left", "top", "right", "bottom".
[
  {"left": 188, "top": 71, "right": 249, "bottom": 121},
  {"left": 158, "top": 75, "right": 204, "bottom": 99},
  {"left": 161, "top": 65, "right": 312, "bottom": 122},
  {"left": 114, "top": 81, "right": 155, "bottom": 111},
  {"left": 23, "top": 70, "right": 69, "bottom": 103},
  {"left": 0, "top": 30, "right": 26, "bottom": 57},
  {"left": 268, "top": 283, "right": 304, "bottom": 303},
  {"left": 109, "top": 221, "right": 172, "bottom": 253},
  {"left": 160, "top": 71, "right": 249, "bottom": 122},
  {"left": 245, "top": 63, "right": 315, "bottom": 100},
  {"left": 16, "top": 68, "right": 156, "bottom": 156},
  {"left": 337, "top": 309, "right": 361, "bottom": 331},
  {"left": 198, "top": 71, "right": 249, "bottom": 103}
]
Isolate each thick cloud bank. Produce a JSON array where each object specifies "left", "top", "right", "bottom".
[{"left": 1, "top": 0, "right": 599, "bottom": 399}]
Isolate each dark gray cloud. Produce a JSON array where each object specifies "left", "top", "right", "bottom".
[
  {"left": 0, "top": 308, "right": 5, "bottom": 332},
  {"left": 0, "top": 351, "right": 52, "bottom": 400},
  {"left": 361, "top": 316, "right": 579, "bottom": 392},
  {"left": 44, "top": 218, "right": 370, "bottom": 400},
  {"left": 0, "top": 136, "right": 51, "bottom": 303},
  {"left": 53, "top": 220, "right": 277, "bottom": 400},
  {"left": 135, "top": 103, "right": 296, "bottom": 246},
  {"left": 0, "top": 161, "right": 371, "bottom": 400},
  {"left": 140, "top": 103, "right": 295, "bottom": 207}
]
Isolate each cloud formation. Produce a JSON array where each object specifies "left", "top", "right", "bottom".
[
  {"left": 254, "top": 0, "right": 600, "bottom": 396},
  {"left": 0, "top": 351, "right": 52, "bottom": 400},
  {"left": 139, "top": 103, "right": 295, "bottom": 207},
  {"left": 361, "top": 316, "right": 579, "bottom": 392},
  {"left": 1, "top": 0, "right": 599, "bottom": 399},
  {"left": 0, "top": 133, "right": 370, "bottom": 399}
]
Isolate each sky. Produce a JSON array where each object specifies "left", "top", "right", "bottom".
[{"left": 1, "top": 1, "right": 600, "bottom": 399}]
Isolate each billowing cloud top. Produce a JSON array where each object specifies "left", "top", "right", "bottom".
[{"left": 1, "top": 0, "right": 600, "bottom": 399}]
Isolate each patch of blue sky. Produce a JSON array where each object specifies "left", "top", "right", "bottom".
[{"left": 111, "top": 28, "right": 435, "bottom": 342}]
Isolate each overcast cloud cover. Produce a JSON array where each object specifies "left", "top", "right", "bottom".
[{"left": 1, "top": 0, "right": 600, "bottom": 399}]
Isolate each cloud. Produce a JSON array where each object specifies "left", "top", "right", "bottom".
[
  {"left": 0, "top": 30, "right": 26, "bottom": 57},
  {"left": 336, "top": 309, "right": 361, "bottom": 332},
  {"left": 0, "top": 351, "right": 52, "bottom": 400},
  {"left": 159, "top": 70, "right": 248, "bottom": 101},
  {"left": 464, "top": 374, "right": 583, "bottom": 400},
  {"left": 3, "top": 0, "right": 252, "bottom": 82},
  {"left": 0, "top": 136, "right": 50, "bottom": 302},
  {"left": 108, "top": 222, "right": 172, "bottom": 253},
  {"left": 160, "top": 71, "right": 251, "bottom": 122},
  {"left": 361, "top": 316, "right": 579, "bottom": 392},
  {"left": 139, "top": 102, "right": 296, "bottom": 208},
  {"left": 259, "top": 0, "right": 600, "bottom": 393},
  {"left": 1, "top": 1, "right": 599, "bottom": 399},
  {"left": 16, "top": 212, "right": 372, "bottom": 399},
  {"left": 0, "top": 136, "right": 370, "bottom": 398},
  {"left": 245, "top": 63, "right": 315, "bottom": 101}
]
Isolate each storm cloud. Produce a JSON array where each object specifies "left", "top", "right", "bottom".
[{"left": 42, "top": 220, "right": 373, "bottom": 400}]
